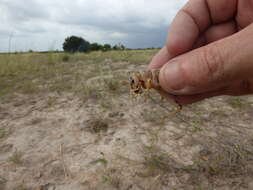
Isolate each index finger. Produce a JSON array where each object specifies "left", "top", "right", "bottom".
[{"left": 148, "top": 0, "right": 237, "bottom": 70}]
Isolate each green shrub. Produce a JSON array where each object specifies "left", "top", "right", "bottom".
[{"left": 62, "top": 55, "right": 70, "bottom": 62}]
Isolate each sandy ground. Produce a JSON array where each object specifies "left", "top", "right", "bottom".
[{"left": 0, "top": 61, "right": 253, "bottom": 190}]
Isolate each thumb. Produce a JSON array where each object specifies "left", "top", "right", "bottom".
[{"left": 159, "top": 24, "right": 253, "bottom": 95}]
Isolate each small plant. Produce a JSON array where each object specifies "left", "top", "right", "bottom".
[
  {"left": 102, "top": 175, "right": 121, "bottom": 188},
  {"left": 20, "top": 81, "right": 38, "bottom": 94},
  {"left": 103, "top": 78, "right": 121, "bottom": 93},
  {"left": 29, "top": 117, "right": 43, "bottom": 125},
  {"left": 47, "top": 53, "right": 56, "bottom": 65},
  {"left": 85, "top": 117, "right": 109, "bottom": 134},
  {"left": 46, "top": 96, "right": 57, "bottom": 107},
  {"left": 140, "top": 146, "right": 176, "bottom": 177},
  {"left": 143, "top": 153, "right": 170, "bottom": 175},
  {"left": 99, "top": 98, "right": 113, "bottom": 110},
  {"left": 101, "top": 166, "right": 121, "bottom": 188},
  {"left": 79, "top": 84, "right": 102, "bottom": 102},
  {"left": 14, "top": 184, "right": 28, "bottom": 190},
  {"left": 91, "top": 158, "right": 108, "bottom": 166},
  {"left": 90, "top": 152, "right": 108, "bottom": 167},
  {"left": 105, "top": 79, "right": 118, "bottom": 91},
  {"left": 226, "top": 97, "right": 247, "bottom": 109},
  {"left": 9, "top": 150, "right": 23, "bottom": 165},
  {"left": 0, "top": 176, "right": 6, "bottom": 185},
  {"left": 141, "top": 107, "right": 167, "bottom": 126},
  {"left": 190, "top": 120, "right": 203, "bottom": 133},
  {"left": 0, "top": 128, "right": 6, "bottom": 139},
  {"left": 194, "top": 140, "right": 252, "bottom": 177},
  {"left": 62, "top": 55, "right": 70, "bottom": 62}
]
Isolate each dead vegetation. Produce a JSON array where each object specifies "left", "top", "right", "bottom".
[
  {"left": 9, "top": 150, "right": 23, "bottom": 165},
  {"left": 0, "top": 50, "right": 253, "bottom": 190},
  {"left": 0, "top": 128, "right": 7, "bottom": 139},
  {"left": 85, "top": 117, "right": 109, "bottom": 134}
]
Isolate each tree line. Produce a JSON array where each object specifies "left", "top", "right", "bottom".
[{"left": 63, "top": 36, "right": 126, "bottom": 53}]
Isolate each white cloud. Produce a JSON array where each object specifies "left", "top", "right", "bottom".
[
  {"left": 110, "top": 32, "right": 128, "bottom": 39},
  {"left": 0, "top": 0, "right": 187, "bottom": 52}
]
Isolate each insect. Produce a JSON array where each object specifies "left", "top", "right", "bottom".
[
  {"left": 128, "top": 70, "right": 160, "bottom": 94},
  {"left": 128, "top": 69, "right": 182, "bottom": 110}
]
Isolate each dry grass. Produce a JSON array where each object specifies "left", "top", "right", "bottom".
[
  {"left": 226, "top": 97, "right": 249, "bottom": 109},
  {"left": 86, "top": 118, "right": 109, "bottom": 134},
  {"left": 0, "top": 50, "right": 156, "bottom": 101},
  {"left": 0, "top": 176, "right": 7, "bottom": 189},
  {"left": 140, "top": 146, "right": 177, "bottom": 177},
  {"left": 13, "top": 184, "right": 28, "bottom": 190},
  {"left": 0, "top": 128, "right": 6, "bottom": 139},
  {"left": 196, "top": 139, "right": 253, "bottom": 177},
  {"left": 9, "top": 150, "right": 23, "bottom": 165},
  {"left": 0, "top": 50, "right": 253, "bottom": 190}
]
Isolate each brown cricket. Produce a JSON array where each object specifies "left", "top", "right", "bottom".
[{"left": 128, "top": 69, "right": 182, "bottom": 110}]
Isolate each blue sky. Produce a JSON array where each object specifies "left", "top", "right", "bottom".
[{"left": 0, "top": 0, "right": 187, "bottom": 52}]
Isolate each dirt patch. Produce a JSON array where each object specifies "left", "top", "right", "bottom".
[
  {"left": 0, "top": 53, "right": 253, "bottom": 189},
  {"left": 0, "top": 92, "right": 252, "bottom": 190}
]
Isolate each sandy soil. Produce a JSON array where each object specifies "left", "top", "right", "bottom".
[{"left": 1, "top": 62, "right": 253, "bottom": 190}]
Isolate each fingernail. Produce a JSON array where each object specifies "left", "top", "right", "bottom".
[{"left": 160, "top": 61, "right": 185, "bottom": 92}]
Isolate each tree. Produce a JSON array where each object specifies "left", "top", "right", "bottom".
[
  {"left": 90, "top": 43, "right": 103, "bottom": 51},
  {"left": 63, "top": 36, "right": 90, "bottom": 53},
  {"left": 119, "top": 44, "right": 125, "bottom": 50},
  {"left": 112, "top": 43, "right": 125, "bottom": 50},
  {"left": 112, "top": 45, "right": 118, "bottom": 50},
  {"left": 102, "top": 44, "right": 111, "bottom": 51}
]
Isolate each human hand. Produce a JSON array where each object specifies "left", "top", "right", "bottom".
[{"left": 148, "top": 0, "right": 253, "bottom": 105}]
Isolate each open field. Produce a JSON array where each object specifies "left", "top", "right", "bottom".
[{"left": 0, "top": 50, "right": 253, "bottom": 190}]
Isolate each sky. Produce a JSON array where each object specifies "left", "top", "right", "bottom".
[{"left": 0, "top": 0, "right": 187, "bottom": 52}]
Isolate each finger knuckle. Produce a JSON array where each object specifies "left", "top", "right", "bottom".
[
  {"left": 240, "top": 79, "right": 253, "bottom": 94},
  {"left": 200, "top": 43, "right": 225, "bottom": 81}
]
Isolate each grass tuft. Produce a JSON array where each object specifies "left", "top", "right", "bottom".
[
  {"left": 192, "top": 138, "right": 253, "bottom": 179},
  {"left": 14, "top": 184, "right": 28, "bottom": 190},
  {"left": 9, "top": 150, "right": 23, "bottom": 165},
  {"left": 62, "top": 55, "right": 70, "bottom": 62},
  {"left": 226, "top": 97, "right": 248, "bottom": 109},
  {"left": 0, "top": 128, "right": 6, "bottom": 139},
  {"left": 0, "top": 50, "right": 157, "bottom": 99},
  {"left": 140, "top": 146, "right": 177, "bottom": 177},
  {"left": 86, "top": 118, "right": 109, "bottom": 134}
]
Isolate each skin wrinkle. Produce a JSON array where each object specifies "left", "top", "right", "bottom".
[
  {"left": 180, "top": 42, "right": 226, "bottom": 89},
  {"left": 236, "top": 0, "right": 253, "bottom": 28},
  {"left": 151, "top": 0, "right": 238, "bottom": 70},
  {"left": 206, "top": 0, "right": 238, "bottom": 24},
  {"left": 173, "top": 0, "right": 211, "bottom": 53},
  {"left": 204, "top": 20, "right": 237, "bottom": 43},
  {"left": 165, "top": 0, "right": 238, "bottom": 60},
  {"left": 174, "top": 85, "right": 228, "bottom": 104},
  {"left": 200, "top": 45, "right": 216, "bottom": 84},
  {"left": 203, "top": 42, "right": 227, "bottom": 83},
  {"left": 240, "top": 79, "right": 251, "bottom": 94},
  {"left": 193, "top": 35, "right": 207, "bottom": 49},
  {"left": 180, "top": 9, "right": 201, "bottom": 34},
  {"left": 182, "top": 3, "right": 210, "bottom": 32},
  {"left": 178, "top": 9, "right": 201, "bottom": 51},
  {"left": 179, "top": 60, "right": 198, "bottom": 89},
  {"left": 166, "top": 13, "right": 199, "bottom": 58},
  {"left": 193, "top": 20, "right": 237, "bottom": 49},
  {"left": 224, "top": 79, "right": 252, "bottom": 96},
  {"left": 249, "top": 79, "right": 253, "bottom": 93},
  {"left": 234, "top": 0, "right": 240, "bottom": 30},
  {"left": 149, "top": 0, "right": 253, "bottom": 104},
  {"left": 176, "top": 78, "right": 253, "bottom": 104},
  {"left": 203, "top": 0, "right": 213, "bottom": 25}
]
